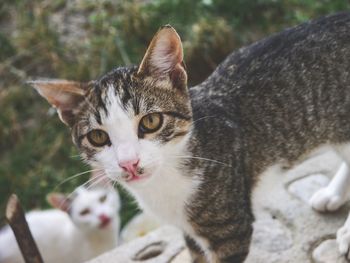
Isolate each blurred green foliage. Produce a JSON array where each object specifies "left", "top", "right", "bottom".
[{"left": 0, "top": 0, "right": 349, "bottom": 227}]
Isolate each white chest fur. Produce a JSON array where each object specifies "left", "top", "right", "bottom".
[{"left": 122, "top": 166, "right": 198, "bottom": 229}]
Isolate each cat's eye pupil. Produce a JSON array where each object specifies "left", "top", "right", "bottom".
[
  {"left": 87, "top": 129, "right": 110, "bottom": 147},
  {"left": 99, "top": 195, "right": 107, "bottom": 203},
  {"left": 80, "top": 208, "right": 90, "bottom": 216},
  {"left": 139, "top": 113, "right": 163, "bottom": 134}
]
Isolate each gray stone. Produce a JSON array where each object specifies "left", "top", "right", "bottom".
[
  {"left": 287, "top": 174, "right": 330, "bottom": 203},
  {"left": 252, "top": 216, "right": 293, "bottom": 252},
  {"left": 171, "top": 249, "right": 191, "bottom": 263},
  {"left": 87, "top": 226, "right": 185, "bottom": 263},
  {"left": 245, "top": 149, "right": 347, "bottom": 263},
  {"left": 312, "top": 239, "right": 347, "bottom": 263}
]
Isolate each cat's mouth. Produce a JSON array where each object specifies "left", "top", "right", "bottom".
[
  {"left": 99, "top": 215, "right": 111, "bottom": 229},
  {"left": 123, "top": 171, "right": 150, "bottom": 183}
]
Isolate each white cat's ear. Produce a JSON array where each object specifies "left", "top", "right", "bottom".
[
  {"left": 47, "top": 193, "right": 71, "bottom": 212},
  {"left": 28, "top": 79, "right": 89, "bottom": 126},
  {"left": 137, "top": 25, "right": 187, "bottom": 90}
]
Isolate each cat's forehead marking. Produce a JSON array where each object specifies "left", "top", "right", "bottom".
[
  {"left": 102, "top": 83, "right": 138, "bottom": 142},
  {"left": 86, "top": 69, "right": 140, "bottom": 126},
  {"left": 101, "top": 83, "right": 133, "bottom": 118},
  {"left": 98, "top": 67, "right": 138, "bottom": 111}
]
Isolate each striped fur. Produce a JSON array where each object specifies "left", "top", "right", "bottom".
[{"left": 31, "top": 13, "right": 350, "bottom": 262}]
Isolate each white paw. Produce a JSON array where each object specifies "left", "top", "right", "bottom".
[
  {"left": 309, "top": 187, "right": 345, "bottom": 212},
  {"left": 337, "top": 224, "right": 350, "bottom": 258}
]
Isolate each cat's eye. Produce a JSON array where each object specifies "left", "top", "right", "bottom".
[
  {"left": 139, "top": 113, "right": 163, "bottom": 134},
  {"left": 87, "top": 129, "right": 110, "bottom": 147},
  {"left": 99, "top": 195, "right": 107, "bottom": 203},
  {"left": 80, "top": 208, "right": 90, "bottom": 216}
]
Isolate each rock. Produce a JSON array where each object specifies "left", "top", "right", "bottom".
[
  {"left": 312, "top": 239, "right": 347, "bottom": 263},
  {"left": 171, "top": 249, "right": 191, "bottom": 263},
  {"left": 287, "top": 174, "right": 330, "bottom": 203},
  {"left": 246, "top": 149, "right": 347, "bottom": 263},
  {"left": 87, "top": 226, "right": 185, "bottom": 263},
  {"left": 121, "top": 212, "right": 161, "bottom": 244},
  {"left": 252, "top": 216, "right": 293, "bottom": 252}
]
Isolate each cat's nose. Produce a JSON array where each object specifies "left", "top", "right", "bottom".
[
  {"left": 99, "top": 214, "right": 111, "bottom": 228},
  {"left": 117, "top": 143, "right": 139, "bottom": 175},
  {"left": 119, "top": 159, "right": 139, "bottom": 175}
]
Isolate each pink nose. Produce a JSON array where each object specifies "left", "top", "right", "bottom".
[
  {"left": 119, "top": 159, "right": 139, "bottom": 175},
  {"left": 99, "top": 214, "right": 111, "bottom": 227}
]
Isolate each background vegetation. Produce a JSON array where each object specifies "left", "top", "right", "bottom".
[{"left": 0, "top": 0, "right": 349, "bottom": 228}]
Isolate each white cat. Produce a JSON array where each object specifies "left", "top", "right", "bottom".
[{"left": 0, "top": 186, "right": 120, "bottom": 263}]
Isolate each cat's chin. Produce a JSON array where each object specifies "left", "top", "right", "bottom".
[{"left": 99, "top": 221, "right": 111, "bottom": 229}]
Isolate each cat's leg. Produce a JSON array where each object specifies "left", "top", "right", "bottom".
[
  {"left": 309, "top": 162, "right": 350, "bottom": 212},
  {"left": 189, "top": 223, "right": 253, "bottom": 263},
  {"left": 186, "top": 237, "right": 250, "bottom": 263},
  {"left": 184, "top": 235, "right": 207, "bottom": 263}
]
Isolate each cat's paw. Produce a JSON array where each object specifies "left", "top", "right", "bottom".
[
  {"left": 309, "top": 187, "right": 345, "bottom": 212},
  {"left": 337, "top": 224, "right": 350, "bottom": 258}
]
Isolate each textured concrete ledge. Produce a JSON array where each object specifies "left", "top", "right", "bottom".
[
  {"left": 88, "top": 148, "right": 350, "bottom": 263},
  {"left": 246, "top": 148, "right": 348, "bottom": 263},
  {"left": 86, "top": 226, "right": 186, "bottom": 263}
]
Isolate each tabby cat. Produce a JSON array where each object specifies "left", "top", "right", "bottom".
[{"left": 30, "top": 12, "right": 350, "bottom": 263}]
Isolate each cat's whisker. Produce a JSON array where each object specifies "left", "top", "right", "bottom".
[
  {"left": 62, "top": 199, "right": 74, "bottom": 212},
  {"left": 103, "top": 167, "right": 121, "bottom": 175},
  {"left": 60, "top": 171, "right": 108, "bottom": 211},
  {"left": 102, "top": 177, "right": 113, "bottom": 189},
  {"left": 54, "top": 168, "right": 104, "bottom": 190},
  {"left": 56, "top": 199, "right": 67, "bottom": 211},
  {"left": 69, "top": 154, "right": 82, "bottom": 159},
  {"left": 112, "top": 179, "right": 119, "bottom": 190},
  {"left": 70, "top": 155, "right": 86, "bottom": 162},
  {"left": 87, "top": 174, "right": 109, "bottom": 190},
  {"left": 140, "top": 158, "right": 161, "bottom": 168},
  {"left": 85, "top": 169, "right": 117, "bottom": 189},
  {"left": 79, "top": 173, "right": 106, "bottom": 189},
  {"left": 170, "top": 155, "right": 231, "bottom": 167},
  {"left": 191, "top": 115, "right": 217, "bottom": 126}
]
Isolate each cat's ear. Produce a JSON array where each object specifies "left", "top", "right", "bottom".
[
  {"left": 28, "top": 79, "right": 89, "bottom": 126},
  {"left": 47, "top": 193, "right": 71, "bottom": 212},
  {"left": 137, "top": 25, "right": 187, "bottom": 91}
]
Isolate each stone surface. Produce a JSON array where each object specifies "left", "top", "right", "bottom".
[
  {"left": 312, "top": 239, "right": 347, "bottom": 263},
  {"left": 88, "top": 148, "right": 350, "bottom": 263},
  {"left": 245, "top": 149, "right": 346, "bottom": 263},
  {"left": 86, "top": 226, "right": 185, "bottom": 263},
  {"left": 251, "top": 213, "right": 293, "bottom": 252},
  {"left": 287, "top": 174, "right": 330, "bottom": 203},
  {"left": 171, "top": 249, "right": 191, "bottom": 263}
]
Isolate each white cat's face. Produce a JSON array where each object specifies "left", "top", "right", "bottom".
[{"left": 69, "top": 187, "right": 120, "bottom": 231}]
